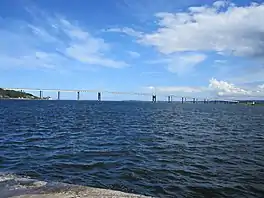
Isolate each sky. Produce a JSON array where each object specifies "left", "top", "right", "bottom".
[{"left": 0, "top": 0, "right": 264, "bottom": 100}]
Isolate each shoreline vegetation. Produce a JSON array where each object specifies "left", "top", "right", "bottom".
[
  {"left": 0, "top": 88, "right": 38, "bottom": 99},
  {"left": 238, "top": 101, "right": 264, "bottom": 106},
  {"left": 0, "top": 88, "right": 51, "bottom": 100}
]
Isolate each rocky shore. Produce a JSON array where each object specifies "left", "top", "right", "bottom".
[{"left": 0, "top": 174, "right": 151, "bottom": 198}]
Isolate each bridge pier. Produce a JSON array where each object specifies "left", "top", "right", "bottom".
[
  {"left": 193, "top": 98, "right": 196, "bottom": 104},
  {"left": 98, "top": 92, "right": 101, "bottom": 101},
  {"left": 39, "top": 91, "right": 43, "bottom": 99},
  {"left": 152, "top": 95, "right": 157, "bottom": 103},
  {"left": 168, "top": 96, "right": 171, "bottom": 103},
  {"left": 77, "top": 91, "right": 80, "bottom": 100},
  {"left": 19, "top": 90, "right": 23, "bottom": 97},
  {"left": 181, "top": 97, "right": 184, "bottom": 104},
  {"left": 57, "top": 91, "right": 60, "bottom": 100}
]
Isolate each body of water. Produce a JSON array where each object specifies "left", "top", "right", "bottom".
[{"left": 1, "top": 100, "right": 264, "bottom": 197}]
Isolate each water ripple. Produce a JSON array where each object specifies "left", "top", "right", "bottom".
[{"left": 1, "top": 100, "right": 264, "bottom": 197}]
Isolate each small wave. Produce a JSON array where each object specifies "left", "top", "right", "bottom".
[
  {"left": 0, "top": 173, "right": 150, "bottom": 198},
  {"left": 52, "top": 161, "right": 117, "bottom": 171}
]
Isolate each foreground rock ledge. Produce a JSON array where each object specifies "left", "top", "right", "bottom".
[
  {"left": 9, "top": 186, "right": 150, "bottom": 198},
  {"left": 0, "top": 174, "right": 151, "bottom": 198}
]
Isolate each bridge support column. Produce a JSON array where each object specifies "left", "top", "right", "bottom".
[
  {"left": 152, "top": 95, "right": 157, "bottom": 103},
  {"left": 193, "top": 98, "right": 196, "bottom": 104},
  {"left": 77, "top": 91, "right": 80, "bottom": 100},
  {"left": 57, "top": 91, "right": 60, "bottom": 100},
  {"left": 168, "top": 96, "right": 171, "bottom": 103},
  {"left": 181, "top": 97, "right": 184, "bottom": 104},
  {"left": 39, "top": 91, "right": 43, "bottom": 99},
  {"left": 19, "top": 90, "right": 23, "bottom": 98},
  {"left": 98, "top": 92, "right": 101, "bottom": 101}
]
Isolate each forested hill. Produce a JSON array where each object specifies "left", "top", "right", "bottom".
[{"left": 0, "top": 88, "right": 38, "bottom": 99}]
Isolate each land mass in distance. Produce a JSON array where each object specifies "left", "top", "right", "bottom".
[{"left": 0, "top": 88, "right": 39, "bottom": 99}]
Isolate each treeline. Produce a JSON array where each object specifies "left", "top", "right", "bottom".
[{"left": 0, "top": 88, "right": 38, "bottom": 99}]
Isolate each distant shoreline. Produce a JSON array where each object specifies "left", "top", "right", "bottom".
[
  {"left": 1, "top": 98, "right": 264, "bottom": 105},
  {"left": 0, "top": 88, "right": 41, "bottom": 100},
  {"left": 0, "top": 98, "right": 48, "bottom": 100}
]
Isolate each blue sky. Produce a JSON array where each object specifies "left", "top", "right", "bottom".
[{"left": 1, "top": 0, "right": 264, "bottom": 100}]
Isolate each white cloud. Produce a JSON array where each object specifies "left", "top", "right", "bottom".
[
  {"left": 128, "top": 51, "right": 140, "bottom": 58},
  {"left": 209, "top": 78, "right": 253, "bottom": 97},
  {"left": 0, "top": 50, "right": 68, "bottom": 70},
  {"left": 64, "top": 36, "right": 127, "bottom": 68},
  {"left": 143, "top": 85, "right": 208, "bottom": 98},
  {"left": 258, "top": 84, "right": 264, "bottom": 89},
  {"left": 144, "top": 53, "right": 206, "bottom": 74},
  {"left": 138, "top": 2, "right": 264, "bottom": 58},
  {"left": 214, "top": 59, "right": 227, "bottom": 64},
  {"left": 106, "top": 27, "right": 143, "bottom": 37},
  {"left": 106, "top": 2, "right": 264, "bottom": 75},
  {"left": 113, "top": 2, "right": 264, "bottom": 59},
  {"left": 144, "top": 78, "right": 264, "bottom": 99},
  {"left": 167, "top": 53, "right": 206, "bottom": 74},
  {"left": 27, "top": 24, "right": 59, "bottom": 43},
  {"left": 0, "top": 12, "right": 128, "bottom": 70},
  {"left": 208, "top": 78, "right": 264, "bottom": 99}
]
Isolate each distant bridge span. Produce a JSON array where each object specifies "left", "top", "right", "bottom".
[
  {"left": 3, "top": 87, "right": 152, "bottom": 96},
  {"left": 3, "top": 87, "right": 239, "bottom": 103}
]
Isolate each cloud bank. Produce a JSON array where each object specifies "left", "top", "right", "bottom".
[
  {"left": 145, "top": 78, "right": 264, "bottom": 99},
  {"left": 108, "top": 1, "right": 264, "bottom": 75},
  {"left": 139, "top": 1, "right": 264, "bottom": 58}
]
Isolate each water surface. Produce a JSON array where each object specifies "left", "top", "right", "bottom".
[{"left": 1, "top": 100, "right": 264, "bottom": 197}]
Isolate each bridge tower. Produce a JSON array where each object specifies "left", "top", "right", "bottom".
[
  {"left": 152, "top": 95, "right": 157, "bottom": 103},
  {"left": 168, "top": 96, "right": 171, "bottom": 103},
  {"left": 98, "top": 92, "right": 101, "bottom": 101},
  {"left": 77, "top": 91, "right": 80, "bottom": 100},
  {"left": 57, "top": 91, "right": 60, "bottom": 100}
]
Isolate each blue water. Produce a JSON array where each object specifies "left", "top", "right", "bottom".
[{"left": 1, "top": 100, "right": 264, "bottom": 197}]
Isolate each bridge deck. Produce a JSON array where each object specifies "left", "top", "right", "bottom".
[{"left": 2, "top": 88, "right": 239, "bottom": 102}]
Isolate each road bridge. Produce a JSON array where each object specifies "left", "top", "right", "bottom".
[{"left": 2, "top": 87, "right": 239, "bottom": 103}]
